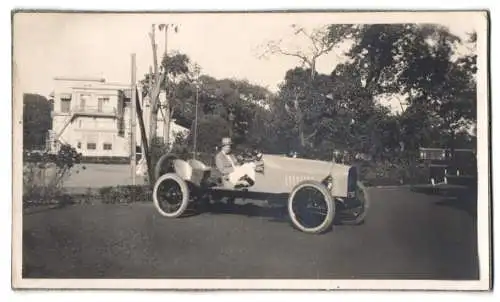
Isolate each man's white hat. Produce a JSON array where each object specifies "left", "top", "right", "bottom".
[{"left": 222, "top": 137, "right": 232, "bottom": 146}]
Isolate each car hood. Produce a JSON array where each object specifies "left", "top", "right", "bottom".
[{"left": 262, "top": 154, "right": 350, "bottom": 176}]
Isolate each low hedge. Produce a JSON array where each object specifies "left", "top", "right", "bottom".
[
  {"left": 98, "top": 185, "right": 152, "bottom": 204},
  {"left": 357, "top": 160, "right": 430, "bottom": 187},
  {"left": 24, "top": 185, "right": 154, "bottom": 209}
]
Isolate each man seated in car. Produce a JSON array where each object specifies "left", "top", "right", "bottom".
[{"left": 215, "top": 137, "right": 256, "bottom": 188}]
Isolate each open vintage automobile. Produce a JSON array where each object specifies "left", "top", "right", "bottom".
[{"left": 151, "top": 151, "right": 370, "bottom": 234}]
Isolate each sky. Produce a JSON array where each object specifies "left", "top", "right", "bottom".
[{"left": 13, "top": 12, "right": 481, "bottom": 100}]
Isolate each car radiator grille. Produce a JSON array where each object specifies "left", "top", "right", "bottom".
[{"left": 285, "top": 175, "right": 316, "bottom": 188}]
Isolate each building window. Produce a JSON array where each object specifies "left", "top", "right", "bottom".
[
  {"left": 61, "top": 98, "right": 71, "bottom": 112},
  {"left": 79, "top": 94, "right": 89, "bottom": 111},
  {"left": 87, "top": 143, "right": 96, "bottom": 150},
  {"left": 97, "top": 97, "right": 110, "bottom": 113},
  {"left": 103, "top": 143, "right": 112, "bottom": 150},
  {"left": 77, "top": 142, "right": 82, "bottom": 149}
]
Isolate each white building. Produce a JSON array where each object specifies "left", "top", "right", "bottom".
[{"left": 48, "top": 76, "right": 189, "bottom": 159}]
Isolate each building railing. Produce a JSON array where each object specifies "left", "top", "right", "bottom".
[{"left": 72, "top": 106, "right": 118, "bottom": 116}]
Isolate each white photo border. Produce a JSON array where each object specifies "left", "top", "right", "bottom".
[{"left": 10, "top": 9, "right": 491, "bottom": 291}]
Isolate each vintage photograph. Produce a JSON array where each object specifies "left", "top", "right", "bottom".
[{"left": 11, "top": 11, "right": 490, "bottom": 290}]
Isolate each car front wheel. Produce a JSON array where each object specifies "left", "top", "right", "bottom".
[{"left": 288, "top": 180, "right": 335, "bottom": 234}]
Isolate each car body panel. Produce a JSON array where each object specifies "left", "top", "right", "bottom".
[{"left": 175, "top": 153, "right": 355, "bottom": 198}]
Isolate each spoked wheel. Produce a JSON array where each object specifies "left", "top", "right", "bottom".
[
  {"left": 153, "top": 173, "right": 190, "bottom": 218},
  {"left": 288, "top": 180, "right": 335, "bottom": 234},
  {"left": 337, "top": 181, "right": 370, "bottom": 225}
]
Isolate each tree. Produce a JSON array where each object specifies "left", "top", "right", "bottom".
[
  {"left": 333, "top": 23, "right": 477, "bottom": 158},
  {"left": 134, "top": 24, "right": 181, "bottom": 183},
  {"left": 160, "top": 52, "right": 192, "bottom": 149},
  {"left": 23, "top": 93, "right": 52, "bottom": 150},
  {"left": 142, "top": 24, "right": 181, "bottom": 145},
  {"left": 261, "top": 24, "right": 357, "bottom": 80},
  {"left": 143, "top": 66, "right": 275, "bottom": 155},
  {"left": 431, "top": 32, "right": 477, "bottom": 152},
  {"left": 184, "top": 75, "right": 273, "bottom": 148},
  {"left": 185, "top": 114, "right": 230, "bottom": 154},
  {"left": 146, "top": 24, "right": 165, "bottom": 145},
  {"left": 260, "top": 24, "right": 357, "bottom": 149},
  {"left": 276, "top": 67, "right": 333, "bottom": 150}
]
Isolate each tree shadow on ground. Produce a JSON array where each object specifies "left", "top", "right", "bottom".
[
  {"left": 23, "top": 195, "right": 76, "bottom": 215},
  {"left": 434, "top": 195, "right": 478, "bottom": 218},
  {"left": 410, "top": 185, "right": 478, "bottom": 218},
  {"left": 22, "top": 229, "right": 52, "bottom": 278},
  {"left": 23, "top": 194, "right": 89, "bottom": 216},
  {"left": 410, "top": 183, "right": 477, "bottom": 196}
]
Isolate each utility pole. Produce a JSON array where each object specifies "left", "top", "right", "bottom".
[
  {"left": 163, "top": 25, "right": 170, "bottom": 149},
  {"left": 130, "top": 53, "right": 137, "bottom": 186},
  {"left": 193, "top": 80, "right": 199, "bottom": 159},
  {"left": 228, "top": 110, "right": 235, "bottom": 138},
  {"left": 191, "top": 64, "right": 201, "bottom": 159},
  {"left": 148, "top": 24, "right": 160, "bottom": 146}
]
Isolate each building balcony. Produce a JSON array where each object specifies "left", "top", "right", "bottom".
[{"left": 71, "top": 106, "right": 119, "bottom": 118}]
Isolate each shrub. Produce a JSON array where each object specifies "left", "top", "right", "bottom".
[
  {"left": 23, "top": 163, "right": 65, "bottom": 206},
  {"left": 22, "top": 144, "right": 82, "bottom": 207},
  {"left": 358, "top": 159, "right": 430, "bottom": 186},
  {"left": 99, "top": 185, "right": 152, "bottom": 204}
]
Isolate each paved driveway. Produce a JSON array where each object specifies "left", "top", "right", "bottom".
[{"left": 22, "top": 186, "right": 478, "bottom": 280}]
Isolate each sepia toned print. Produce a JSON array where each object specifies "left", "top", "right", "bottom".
[{"left": 12, "top": 10, "right": 490, "bottom": 290}]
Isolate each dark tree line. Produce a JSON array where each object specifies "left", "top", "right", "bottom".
[{"left": 23, "top": 93, "right": 52, "bottom": 150}]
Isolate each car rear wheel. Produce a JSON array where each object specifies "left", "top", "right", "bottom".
[
  {"left": 288, "top": 180, "right": 335, "bottom": 234},
  {"left": 154, "top": 154, "right": 178, "bottom": 182},
  {"left": 153, "top": 173, "right": 190, "bottom": 218},
  {"left": 337, "top": 181, "right": 370, "bottom": 225}
]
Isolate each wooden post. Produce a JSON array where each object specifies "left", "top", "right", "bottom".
[
  {"left": 163, "top": 26, "right": 170, "bottom": 151},
  {"left": 135, "top": 88, "right": 153, "bottom": 184},
  {"left": 131, "top": 54, "right": 137, "bottom": 186}
]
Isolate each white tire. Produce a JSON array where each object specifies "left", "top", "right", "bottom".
[
  {"left": 153, "top": 173, "right": 190, "bottom": 218},
  {"left": 288, "top": 180, "right": 335, "bottom": 234}
]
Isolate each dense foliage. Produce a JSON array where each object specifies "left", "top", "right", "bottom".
[
  {"left": 149, "top": 24, "right": 476, "bottom": 165},
  {"left": 23, "top": 93, "right": 52, "bottom": 150}
]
